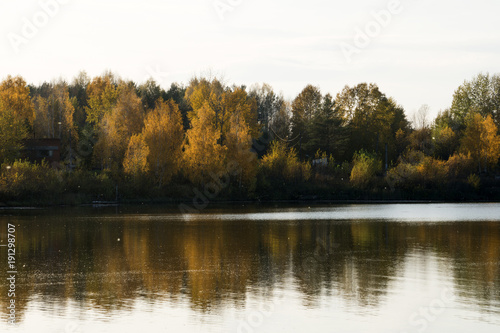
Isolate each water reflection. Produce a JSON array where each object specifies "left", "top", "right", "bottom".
[{"left": 0, "top": 204, "right": 499, "bottom": 332}]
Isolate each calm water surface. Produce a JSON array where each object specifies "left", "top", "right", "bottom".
[{"left": 0, "top": 203, "right": 500, "bottom": 332}]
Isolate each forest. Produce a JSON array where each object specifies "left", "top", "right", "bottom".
[{"left": 0, "top": 72, "right": 499, "bottom": 205}]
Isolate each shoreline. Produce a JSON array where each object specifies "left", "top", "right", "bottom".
[{"left": 1, "top": 198, "right": 499, "bottom": 210}]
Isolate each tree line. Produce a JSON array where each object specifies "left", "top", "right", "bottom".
[{"left": 0, "top": 71, "right": 499, "bottom": 204}]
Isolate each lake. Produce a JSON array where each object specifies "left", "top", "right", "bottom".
[{"left": 1, "top": 203, "right": 500, "bottom": 332}]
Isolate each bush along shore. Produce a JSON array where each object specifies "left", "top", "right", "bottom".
[{"left": 0, "top": 157, "right": 499, "bottom": 207}]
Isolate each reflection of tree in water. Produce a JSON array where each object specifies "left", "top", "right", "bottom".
[
  {"left": 411, "top": 222, "right": 500, "bottom": 311},
  {"left": 290, "top": 221, "right": 408, "bottom": 309},
  {"left": 0, "top": 212, "right": 499, "bottom": 322}
]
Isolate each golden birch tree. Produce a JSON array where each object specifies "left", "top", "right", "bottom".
[
  {"left": 85, "top": 75, "right": 119, "bottom": 126},
  {"left": 0, "top": 76, "right": 33, "bottom": 162},
  {"left": 123, "top": 134, "right": 149, "bottom": 176},
  {"left": 185, "top": 77, "right": 260, "bottom": 145},
  {"left": 94, "top": 85, "right": 144, "bottom": 170},
  {"left": 225, "top": 112, "right": 257, "bottom": 187},
  {"left": 142, "top": 99, "right": 184, "bottom": 186},
  {"left": 183, "top": 103, "right": 226, "bottom": 185},
  {"left": 461, "top": 113, "right": 500, "bottom": 172}
]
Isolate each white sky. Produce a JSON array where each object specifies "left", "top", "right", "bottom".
[{"left": 1, "top": 0, "right": 499, "bottom": 119}]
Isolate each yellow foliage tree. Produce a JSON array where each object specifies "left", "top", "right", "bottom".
[
  {"left": 0, "top": 76, "right": 33, "bottom": 162},
  {"left": 185, "top": 77, "right": 260, "bottom": 145},
  {"left": 185, "top": 77, "right": 224, "bottom": 114},
  {"left": 123, "top": 134, "right": 149, "bottom": 176},
  {"left": 482, "top": 115, "right": 500, "bottom": 170},
  {"left": 142, "top": 99, "right": 184, "bottom": 186},
  {"left": 222, "top": 87, "right": 260, "bottom": 140},
  {"left": 0, "top": 75, "right": 34, "bottom": 122},
  {"left": 446, "top": 153, "right": 475, "bottom": 180},
  {"left": 225, "top": 112, "right": 257, "bottom": 187},
  {"left": 461, "top": 113, "right": 500, "bottom": 172},
  {"left": 94, "top": 85, "right": 144, "bottom": 170},
  {"left": 415, "top": 156, "right": 448, "bottom": 185},
  {"left": 183, "top": 103, "right": 226, "bottom": 185},
  {"left": 85, "top": 75, "right": 119, "bottom": 126}
]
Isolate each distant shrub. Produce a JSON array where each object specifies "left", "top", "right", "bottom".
[
  {"left": 261, "top": 141, "right": 285, "bottom": 171},
  {"left": 260, "top": 141, "right": 313, "bottom": 183},
  {"left": 467, "top": 174, "right": 481, "bottom": 190},
  {"left": 446, "top": 153, "right": 475, "bottom": 180},
  {"left": 386, "top": 162, "right": 418, "bottom": 190},
  {"left": 416, "top": 156, "right": 448, "bottom": 186},
  {"left": 63, "top": 169, "right": 116, "bottom": 200},
  {"left": 350, "top": 150, "right": 381, "bottom": 188},
  {"left": 0, "top": 160, "right": 62, "bottom": 199},
  {"left": 386, "top": 149, "right": 448, "bottom": 190},
  {"left": 301, "top": 161, "right": 312, "bottom": 181}
]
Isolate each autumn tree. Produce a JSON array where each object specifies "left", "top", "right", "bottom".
[
  {"left": 446, "top": 153, "right": 475, "bottom": 180},
  {"left": 225, "top": 112, "right": 257, "bottom": 188},
  {"left": 185, "top": 76, "right": 225, "bottom": 119},
  {"left": 142, "top": 99, "right": 184, "bottom": 186},
  {"left": 223, "top": 87, "right": 260, "bottom": 139},
  {"left": 0, "top": 76, "right": 34, "bottom": 122},
  {"left": 183, "top": 104, "right": 226, "bottom": 185},
  {"left": 163, "top": 83, "right": 191, "bottom": 130},
  {"left": 185, "top": 78, "right": 260, "bottom": 189},
  {"left": 185, "top": 77, "right": 260, "bottom": 145},
  {"left": 94, "top": 85, "right": 144, "bottom": 170},
  {"left": 123, "top": 134, "right": 149, "bottom": 176},
  {"left": 0, "top": 76, "right": 34, "bottom": 162},
  {"left": 460, "top": 113, "right": 500, "bottom": 173},
  {"left": 85, "top": 74, "right": 119, "bottom": 126}
]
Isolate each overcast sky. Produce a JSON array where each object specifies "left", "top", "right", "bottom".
[{"left": 1, "top": 0, "right": 499, "bottom": 119}]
